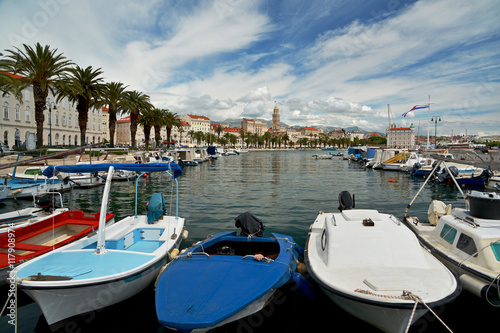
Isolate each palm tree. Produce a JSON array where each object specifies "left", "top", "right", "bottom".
[
  {"left": 54, "top": 65, "right": 105, "bottom": 146},
  {"left": 0, "top": 43, "right": 73, "bottom": 146},
  {"left": 122, "top": 90, "right": 152, "bottom": 148},
  {"left": 95, "top": 81, "right": 128, "bottom": 147},
  {"left": 151, "top": 108, "right": 169, "bottom": 147},
  {"left": 138, "top": 107, "right": 156, "bottom": 150},
  {"left": 164, "top": 111, "right": 181, "bottom": 147}
]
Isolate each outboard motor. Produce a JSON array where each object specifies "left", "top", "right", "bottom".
[
  {"left": 438, "top": 166, "right": 459, "bottom": 183},
  {"left": 338, "top": 191, "right": 355, "bottom": 211},
  {"left": 35, "top": 194, "right": 55, "bottom": 213},
  {"left": 234, "top": 212, "right": 264, "bottom": 237},
  {"left": 413, "top": 162, "right": 421, "bottom": 170}
]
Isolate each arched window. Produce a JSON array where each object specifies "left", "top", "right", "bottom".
[
  {"left": 14, "top": 129, "right": 20, "bottom": 148},
  {"left": 3, "top": 131, "right": 8, "bottom": 145}
]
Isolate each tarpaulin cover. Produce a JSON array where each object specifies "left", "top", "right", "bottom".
[
  {"left": 234, "top": 212, "right": 264, "bottom": 237},
  {"left": 42, "top": 163, "right": 182, "bottom": 179},
  {"left": 147, "top": 193, "right": 165, "bottom": 223}
]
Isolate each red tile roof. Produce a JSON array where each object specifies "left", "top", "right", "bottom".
[
  {"left": 187, "top": 114, "right": 210, "bottom": 120},
  {"left": 117, "top": 115, "right": 130, "bottom": 123}
]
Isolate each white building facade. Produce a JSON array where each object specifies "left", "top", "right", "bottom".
[{"left": 1, "top": 84, "right": 108, "bottom": 148}]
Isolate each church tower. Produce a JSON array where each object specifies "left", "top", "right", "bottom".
[{"left": 272, "top": 103, "right": 280, "bottom": 132}]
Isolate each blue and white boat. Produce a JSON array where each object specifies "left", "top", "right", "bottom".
[
  {"left": 12, "top": 162, "right": 187, "bottom": 327},
  {"left": 155, "top": 212, "right": 306, "bottom": 332}
]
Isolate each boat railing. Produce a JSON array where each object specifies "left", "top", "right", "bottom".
[{"left": 133, "top": 168, "right": 179, "bottom": 219}]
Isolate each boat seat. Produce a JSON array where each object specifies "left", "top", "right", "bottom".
[{"left": 11, "top": 243, "right": 48, "bottom": 251}]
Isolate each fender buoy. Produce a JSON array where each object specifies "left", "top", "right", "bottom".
[
  {"left": 389, "top": 179, "right": 397, "bottom": 183},
  {"left": 296, "top": 262, "right": 307, "bottom": 274},
  {"left": 170, "top": 248, "right": 180, "bottom": 258}
]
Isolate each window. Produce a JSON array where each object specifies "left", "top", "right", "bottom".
[
  {"left": 15, "top": 104, "right": 20, "bottom": 121},
  {"left": 25, "top": 90, "right": 30, "bottom": 102},
  {"left": 3, "top": 102, "right": 9, "bottom": 119},
  {"left": 457, "top": 233, "right": 478, "bottom": 257},
  {"left": 25, "top": 107, "right": 31, "bottom": 122},
  {"left": 440, "top": 224, "right": 457, "bottom": 244},
  {"left": 62, "top": 114, "right": 66, "bottom": 126},
  {"left": 55, "top": 113, "right": 59, "bottom": 126},
  {"left": 68, "top": 116, "right": 72, "bottom": 127}
]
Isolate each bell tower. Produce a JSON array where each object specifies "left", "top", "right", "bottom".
[{"left": 272, "top": 103, "right": 280, "bottom": 132}]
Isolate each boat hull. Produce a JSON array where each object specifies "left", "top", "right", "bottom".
[
  {"left": 21, "top": 259, "right": 165, "bottom": 325},
  {"left": 305, "top": 210, "right": 460, "bottom": 332},
  {"left": 155, "top": 231, "right": 300, "bottom": 332},
  {"left": 320, "top": 286, "right": 427, "bottom": 333}
]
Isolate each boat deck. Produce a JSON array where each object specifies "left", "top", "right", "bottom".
[{"left": 16, "top": 248, "right": 155, "bottom": 281}]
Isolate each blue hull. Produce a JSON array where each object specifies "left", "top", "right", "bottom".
[{"left": 155, "top": 231, "right": 301, "bottom": 332}]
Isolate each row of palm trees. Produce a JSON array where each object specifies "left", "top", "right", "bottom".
[
  {"left": 187, "top": 128, "right": 368, "bottom": 149},
  {"left": 0, "top": 43, "right": 181, "bottom": 148}
]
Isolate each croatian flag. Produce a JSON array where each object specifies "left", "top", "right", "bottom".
[{"left": 402, "top": 105, "right": 429, "bottom": 117}]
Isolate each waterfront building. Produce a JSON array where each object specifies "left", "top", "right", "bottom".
[
  {"left": 0, "top": 77, "right": 108, "bottom": 148},
  {"left": 328, "top": 130, "right": 345, "bottom": 139},
  {"left": 241, "top": 118, "right": 268, "bottom": 135},
  {"left": 386, "top": 123, "right": 415, "bottom": 148},
  {"left": 180, "top": 114, "right": 211, "bottom": 134}
]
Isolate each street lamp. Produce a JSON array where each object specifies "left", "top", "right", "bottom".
[
  {"left": 430, "top": 116, "right": 441, "bottom": 148},
  {"left": 45, "top": 100, "right": 57, "bottom": 146}
]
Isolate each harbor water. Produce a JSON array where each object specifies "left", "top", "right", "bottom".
[{"left": 0, "top": 150, "right": 497, "bottom": 332}]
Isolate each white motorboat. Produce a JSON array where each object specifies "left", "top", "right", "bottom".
[
  {"left": 305, "top": 191, "right": 459, "bottom": 333},
  {"left": 0, "top": 193, "right": 67, "bottom": 235},
  {"left": 11, "top": 165, "right": 99, "bottom": 185},
  {"left": 3, "top": 178, "right": 72, "bottom": 200},
  {"left": 12, "top": 163, "right": 187, "bottom": 327},
  {"left": 174, "top": 148, "right": 199, "bottom": 165},
  {"left": 312, "top": 154, "right": 333, "bottom": 160},
  {"left": 486, "top": 176, "right": 500, "bottom": 190},
  {"left": 404, "top": 161, "right": 500, "bottom": 306}
]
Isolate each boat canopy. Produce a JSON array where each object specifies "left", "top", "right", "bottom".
[{"left": 42, "top": 162, "right": 182, "bottom": 179}]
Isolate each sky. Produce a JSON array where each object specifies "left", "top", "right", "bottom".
[{"left": 1, "top": 0, "right": 499, "bottom": 137}]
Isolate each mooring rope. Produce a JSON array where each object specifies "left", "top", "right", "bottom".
[{"left": 354, "top": 289, "right": 453, "bottom": 333}]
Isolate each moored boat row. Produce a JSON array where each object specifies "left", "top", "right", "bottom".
[{"left": 1, "top": 151, "right": 498, "bottom": 332}]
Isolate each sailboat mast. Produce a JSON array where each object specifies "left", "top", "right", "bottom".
[{"left": 427, "top": 95, "right": 431, "bottom": 149}]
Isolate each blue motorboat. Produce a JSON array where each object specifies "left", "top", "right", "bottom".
[{"left": 155, "top": 212, "right": 306, "bottom": 332}]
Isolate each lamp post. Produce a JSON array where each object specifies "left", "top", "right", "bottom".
[
  {"left": 45, "top": 100, "right": 57, "bottom": 146},
  {"left": 430, "top": 116, "right": 441, "bottom": 148}
]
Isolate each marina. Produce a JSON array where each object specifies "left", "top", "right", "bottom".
[{"left": 0, "top": 149, "right": 498, "bottom": 332}]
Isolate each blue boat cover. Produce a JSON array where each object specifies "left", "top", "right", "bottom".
[
  {"left": 147, "top": 193, "right": 165, "bottom": 223},
  {"left": 42, "top": 162, "right": 182, "bottom": 179}
]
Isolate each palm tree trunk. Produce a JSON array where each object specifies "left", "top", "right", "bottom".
[
  {"left": 77, "top": 97, "right": 89, "bottom": 146},
  {"left": 108, "top": 111, "right": 117, "bottom": 147},
  {"left": 130, "top": 112, "right": 138, "bottom": 148},
  {"left": 33, "top": 83, "right": 46, "bottom": 147}
]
